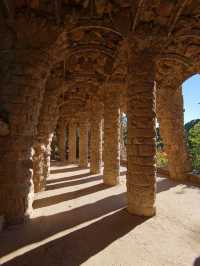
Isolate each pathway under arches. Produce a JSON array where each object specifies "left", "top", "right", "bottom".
[{"left": 0, "top": 163, "right": 199, "bottom": 266}]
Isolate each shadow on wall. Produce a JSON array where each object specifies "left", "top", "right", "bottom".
[
  {"left": 1, "top": 209, "right": 149, "bottom": 266},
  {"left": 194, "top": 257, "right": 200, "bottom": 266}
]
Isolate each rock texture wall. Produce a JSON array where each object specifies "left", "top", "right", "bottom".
[
  {"left": 90, "top": 116, "right": 103, "bottom": 175},
  {"left": 127, "top": 51, "right": 156, "bottom": 217},
  {"left": 0, "top": 1, "right": 200, "bottom": 226},
  {"left": 57, "top": 120, "right": 66, "bottom": 163},
  {"left": 103, "top": 89, "right": 120, "bottom": 186},
  {"left": 157, "top": 86, "right": 192, "bottom": 180},
  {"left": 68, "top": 122, "right": 77, "bottom": 163},
  {"left": 33, "top": 75, "right": 63, "bottom": 192},
  {"left": 79, "top": 120, "right": 88, "bottom": 168}
]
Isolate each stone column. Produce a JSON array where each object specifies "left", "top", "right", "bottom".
[
  {"left": 127, "top": 52, "right": 156, "bottom": 217},
  {"left": 79, "top": 121, "right": 88, "bottom": 168},
  {"left": 103, "top": 89, "right": 120, "bottom": 186},
  {"left": 43, "top": 142, "right": 52, "bottom": 183},
  {"left": 33, "top": 142, "right": 46, "bottom": 192},
  {"left": 68, "top": 122, "right": 77, "bottom": 163},
  {"left": 90, "top": 117, "right": 103, "bottom": 174},
  {"left": 157, "top": 86, "right": 192, "bottom": 180},
  {"left": 57, "top": 121, "right": 66, "bottom": 162},
  {"left": 0, "top": 137, "right": 34, "bottom": 225},
  {"left": 0, "top": 49, "right": 49, "bottom": 225}
]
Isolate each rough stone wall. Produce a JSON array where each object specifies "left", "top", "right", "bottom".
[
  {"left": 68, "top": 121, "right": 77, "bottom": 163},
  {"left": 0, "top": 50, "right": 50, "bottom": 224},
  {"left": 103, "top": 88, "right": 120, "bottom": 186},
  {"left": 33, "top": 142, "right": 47, "bottom": 192},
  {"left": 32, "top": 74, "right": 63, "bottom": 192},
  {"left": 79, "top": 120, "right": 88, "bottom": 168},
  {"left": 57, "top": 120, "right": 66, "bottom": 163},
  {"left": 157, "top": 86, "right": 192, "bottom": 180},
  {"left": 0, "top": 9, "right": 68, "bottom": 223},
  {"left": 127, "top": 50, "right": 156, "bottom": 217},
  {"left": 90, "top": 107, "right": 103, "bottom": 175},
  {"left": 0, "top": 1, "right": 200, "bottom": 226}
]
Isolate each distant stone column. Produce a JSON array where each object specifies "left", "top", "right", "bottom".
[
  {"left": 33, "top": 142, "right": 46, "bottom": 192},
  {"left": 127, "top": 52, "right": 156, "bottom": 217},
  {"left": 33, "top": 140, "right": 52, "bottom": 192},
  {"left": 43, "top": 142, "right": 51, "bottom": 184},
  {"left": 68, "top": 122, "right": 77, "bottom": 163},
  {"left": 57, "top": 121, "right": 66, "bottom": 162},
  {"left": 157, "top": 86, "right": 192, "bottom": 180},
  {"left": 79, "top": 121, "right": 88, "bottom": 168},
  {"left": 103, "top": 88, "right": 120, "bottom": 186},
  {"left": 90, "top": 117, "right": 103, "bottom": 174}
]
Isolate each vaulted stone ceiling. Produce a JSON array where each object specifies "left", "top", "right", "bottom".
[{"left": 1, "top": 0, "right": 200, "bottom": 105}]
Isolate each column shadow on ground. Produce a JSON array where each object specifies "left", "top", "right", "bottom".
[
  {"left": 50, "top": 166, "right": 84, "bottom": 174},
  {"left": 1, "top": 209, "right": 149, "bottom": 266},
  {"left": 46, "top": 175, "right": 103, "bottom": 190},
  {"left": 46, "top": 172, "right": 91, "bottom": 184},
  {"left": 0, "top": 192, "right": 127, "bottom": 259},
  {"left": 194, "top": 257, "right": 200, "bottom": 266},
  {"left": 156, "top": 176, "right": 200, "bottom": 194},
  {"left": 33, "top": 182, "right": 110, "bottom": 209}
]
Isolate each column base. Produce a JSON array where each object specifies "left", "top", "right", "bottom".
[
  {"left": 0, "top": 182, "right": 34, "bottom": 225},
  {"left": 34, "top": 183, "right": 46, "bottom": 193},
  {"left": 127, "top": 205, "right": 156, "bottom": 217},
  {"left": 90, "top": 169, "right": 101, "bottom": 175},
  {"left": 127, "top": 184, "right": 156, "bottom": 217},
  {"left": 80, "top": 163, "right": 88, "bottom": 168},
  {"left": 103, "top": 175, "right": 119, "bottom": 186},
  {"left": 168, "top": 167, "right": 187, "bottom": 182}
]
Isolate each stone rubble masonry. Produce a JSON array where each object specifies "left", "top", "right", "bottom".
[
  {"left": 157, "top": 86, "right": 192, "bottom": 181},
  {"left": 90, "top": 117, "right": 103, "bottom": 174},
  {"left": 68, "top": 122, "right": 77, "bottom": 163},
  {"left": 32, "top": 77, "right": 61, "bottom": 192},
  {"left": 0, "top": 50, "right": 50, "bottom": 225},
  {"left": 0, "top": 120, "right": 9, "bottom": 136},
  {"left": 33, "top": 142, "right": 47, "bottom": 193},
  {"left": 79, "top": 120, "right": 89, "bottom": 168},
  {"left": 127, "top": 52, "right": 156, "bottom": 217},
  {"left": 0, "top": 2, "right": 199, "bottom": 227},
  {"left": 57, "top": 120, "right": 66, "bottom": 163},
  {"left": 103, "top": 88, "right": 120, "bottom": 186}
]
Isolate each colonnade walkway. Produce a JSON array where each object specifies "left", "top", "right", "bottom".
[{"left": 0, "top": 163, "right": 200, "bottom": 266}]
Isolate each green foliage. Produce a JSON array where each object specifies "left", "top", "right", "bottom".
[
  {"left": 121, "top": 113, "right": 127, "bottom": 145},
  {"left": 156, "top": 151, "right": 168, "bottom": 168},
  {"left": 188, "top": 121, "right": 200, "bottom": 170},
  {"left": 185, "top": 119, "right": 200, "bottom": 134},
  {"left": 156, "top": 127, "right": 164, "bottom": 150}
]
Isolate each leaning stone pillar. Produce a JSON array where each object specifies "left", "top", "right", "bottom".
[
  {"left": 0, "top": 48, "right": 49, "bottom": 225},
  {"left": 43, "top": 142, "right": 52, "bottom": 181},
  {"left": 79, "top": 120, "right": 88, "bottom": 168},
  {"left": 33, "top": 141, "right": 46, "bottom": 192},
  {"left": 68, "top": 122, "right": 77, "bottom": 163},
  {"left": 90, "top": 117, "right": 103, "bottom": 174},
  {"left": 0, "top": 137, "right": 34, "bottom": 224},
  {"left": 103, "top": 89, "right": 120, "bottom": 186},
  {"left": 157, "top": 86, "right": 192, "bottom": 180},
  {"left": 127, "top": 52, "right": 156, "bottom": 217},
  {"left": 57, "top": 120, "right": 66, "bottom": 162}
]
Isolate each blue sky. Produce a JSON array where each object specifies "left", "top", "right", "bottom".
[{"left": 183, "top": 74, "right": 200, "bottom": 124}]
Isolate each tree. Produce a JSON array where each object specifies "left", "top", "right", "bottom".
[
  {"left": 188, "top": 121, "right": 200, "bottom": 147},
  {"left": 188, "top": 121, "right": 200, "bottom": 171}
]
